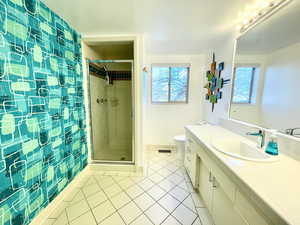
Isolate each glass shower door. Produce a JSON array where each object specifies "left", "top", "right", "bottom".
[
  {"left": 89, "top": 73, "right": 109, "bottom": 160},
  {"left": 88, "top": 61, "right": 133, "bottom": 163}
]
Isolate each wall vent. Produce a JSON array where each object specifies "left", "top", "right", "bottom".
[{"left": 158, "top": 149, "right": 172, "bottom": 153}]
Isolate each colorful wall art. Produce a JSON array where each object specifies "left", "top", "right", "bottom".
[
  {"left": 0, "top": 0, "right": 87, "bottom": 224},
  {"left": 204, "top": 53, "right": 230, "bottom": 111}
]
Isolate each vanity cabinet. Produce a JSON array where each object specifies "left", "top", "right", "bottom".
[
  {"left": 198, "top": 154, "right": 248, "bottom": 225},
  {"left": 211, "top": 178, "right": 248, "bottom": 225},
  {"left": 186, "top": 131, "right": 272, "bottom": 225},
  {"left": 234, "top": 190, "right": 269, "bottom": 225},
  {"left": 198, "top": 160, "right": 213, "bottom": 210}
]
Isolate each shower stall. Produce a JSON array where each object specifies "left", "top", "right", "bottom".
[{"left": 87, "top": 59, "right": 134, "bottom": 163}]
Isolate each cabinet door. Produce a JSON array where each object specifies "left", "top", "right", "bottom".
[
  {"left": 235, "top": 190, "right": 270, "bottom": 225},
  {"left": 198, "top": 160, "right": 213, "bottom": 211},
  {"left": 212, "top": 179, "right": 249, "bottom": 225},
  {"left": 189, "top": 150, "right": 200, "bottom": 188}
]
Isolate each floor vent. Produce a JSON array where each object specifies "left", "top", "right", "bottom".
[{"left": 158, "top": 149, "right": 172, "bottom": 153}]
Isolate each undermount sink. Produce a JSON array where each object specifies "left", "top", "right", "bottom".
[{"left": 211, "top": 138, "right": 279, "bottom": 162}]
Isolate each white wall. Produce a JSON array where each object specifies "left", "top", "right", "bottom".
[
  {"left": 204, "top": 36, "right": 236, "bottom": 125},
  {"left": 144, "top": 54, "right": 205, "bottom": 145}
]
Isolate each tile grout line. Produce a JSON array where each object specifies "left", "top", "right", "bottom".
[
  {"left": 94, "top": 174, "right": 131, "bottom": 225},
  {"left": 108, "top": 176, "right": 152, "bottom": 225},
  {"left": 65, "top": 177, "right": 100, "bottom": 224},
  {"left": 64, "top": 207, "right": 71, "bottom": 225},
  {"left": 145, "top": 154, "right": 201, "bottom": 225},
  {"left": 81, "top": 177, "right": 102, "bottom": 225},
  {"left": 95, "top": 155, "right": 180, "bottom": 225},
  {"left": 71, "top": 188, "right": 92, "bottom": 222},
  {"left": 133, "top": 155, "right": 195, "bottom": 225},
  {"left": 148, "top": 153, "right": 207, "bottom": 224},
  {"left": 44, "top": 152, "right": 207, "bottom": 225}
]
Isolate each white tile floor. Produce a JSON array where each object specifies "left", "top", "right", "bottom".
[{"left": 43, "top": 151, "right": 214, "bottom": 225}]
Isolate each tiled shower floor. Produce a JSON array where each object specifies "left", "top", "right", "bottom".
[
  {"left": 93, "top": 147, "right": 132, "bottom": 161},
  {"left": 42, "top": 151, "right": 214, "bottom": 225}
]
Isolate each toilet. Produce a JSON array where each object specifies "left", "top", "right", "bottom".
[{"left": 174, "top": 135, "right": 186, "bottom": 162}]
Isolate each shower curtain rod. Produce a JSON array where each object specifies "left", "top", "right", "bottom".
[{"left": 87, "top": 59, "right": 133, "bottom": 63}]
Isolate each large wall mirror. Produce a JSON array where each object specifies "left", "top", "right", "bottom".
[{"left": 229, "top": 0, "right": 300, "bottom": 138}]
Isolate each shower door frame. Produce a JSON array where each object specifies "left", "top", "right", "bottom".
[{"left": 86, "top": 59, "right": 135, "bottom": 164}]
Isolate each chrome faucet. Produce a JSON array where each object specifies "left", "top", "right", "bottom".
[{"left": 246, "top": 129, "right": 265, "bottom": 148}]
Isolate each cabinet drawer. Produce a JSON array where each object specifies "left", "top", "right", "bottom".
[
  {"left": 235, "top": 190, "right": 270, "bottom": 225},
  {"left": 186, "top": 132, "right": 200, "bottom": 151},
  {"left": 186, "top": 138, "right": 197, "bottom": 152},
  {"left": 185, "top": 146, "right": 191, "bottom": 165},
  {"left": 195, "top": 142, "right": 213, "bottom": 169},
  {"left": 185, "top": 146, "right": 192, "bottom": 157},
  {"left": 186, "top": 154, "right": 191, "bottom": 162}
]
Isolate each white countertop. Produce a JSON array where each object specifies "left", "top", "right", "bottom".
[{"left": 185, "top": 124, "right": 300, "bottom": 225}]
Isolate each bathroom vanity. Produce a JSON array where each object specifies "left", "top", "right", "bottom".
[
  {"left": 184, "top": 124, "right": 300, "bottom": 225},
  {"left": 184, "top": 1, "right": 300, "bottom": 224}
]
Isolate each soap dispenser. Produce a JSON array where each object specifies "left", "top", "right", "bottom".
[{"left": 265, "top": 134, "right": 279, "bottom": 155}]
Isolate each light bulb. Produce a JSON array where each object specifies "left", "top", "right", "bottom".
[
  {"left": 273, "top": 0, "right": 284, "bottom": 6},
  {"left": 243, "top": 19, "right": 249, "bottom": 25},
  {"left": 252, "top": 11, "right": 259, "bottom": 18},
  {"left": 260, "top": 1, "right": 270, "bottom": 9}
]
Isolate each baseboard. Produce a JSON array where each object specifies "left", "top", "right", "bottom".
[{"left": 29, "top": 166, "right": 90, "bottom": 225}]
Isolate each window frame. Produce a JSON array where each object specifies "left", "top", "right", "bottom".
[
  {"left": 151, "top": 64, "right": 190, "bottom": 104},
  {"left": 232, "top": 66, "right": 256, "bottom": 104}
]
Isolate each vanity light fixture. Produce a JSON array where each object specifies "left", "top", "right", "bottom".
[{"left": 238, "top": 0, "right": 292, "bottom": 33}]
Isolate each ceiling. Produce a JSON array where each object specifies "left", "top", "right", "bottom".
[
  {"left": 237, "top": 0, "right": 300, "bottom": 55},
  {"left": 42, "top": 0, "right": 259, "bottom": 54}
]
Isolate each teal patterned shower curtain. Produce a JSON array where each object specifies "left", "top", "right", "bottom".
[{"left": 0, "top": 0, "right": 88, "bottom": 224}]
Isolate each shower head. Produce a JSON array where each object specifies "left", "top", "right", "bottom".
[{"left": 103, "top": 65, "right": 108, "bottom": 72}]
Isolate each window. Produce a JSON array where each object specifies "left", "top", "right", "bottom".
[
  {"left": 232, "top": 67, "right": 256, "bottom": 104},
  {"left": 151, "top": 64, "right": 189, "bottom": 103}
]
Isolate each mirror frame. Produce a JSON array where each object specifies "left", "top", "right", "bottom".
[{"left": 227, "top": 0, "right": 300, "bottom": 140}]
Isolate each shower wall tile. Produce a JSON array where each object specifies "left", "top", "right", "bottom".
[{"left": 0, "top": 0, "right": 87, "bottom": 225}]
